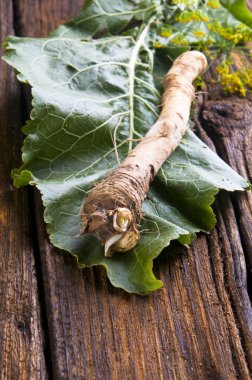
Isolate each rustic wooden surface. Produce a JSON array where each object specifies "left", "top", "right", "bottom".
[
  {"left": 0, "top": 1, "right": 47, "bottom": 379},
  {"left": 0, "top": 1, "right": 251, "bottom": 379}
]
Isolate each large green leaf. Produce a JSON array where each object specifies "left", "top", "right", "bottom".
[
  {"left": 220, "top": 0, "right": 252, "bottom": 28},
  {"left": 51, "top": 0, "right": 161, "bottom": 39},
  {"left": 3, "top": 0, "right": 249, "bottom": 293}
]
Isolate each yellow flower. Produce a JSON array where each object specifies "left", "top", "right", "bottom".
[
  {"left": 207, "top": 22, "right": 252, "bottom": 45},
  {"left": 207, "top": 0, "right": 221, "bottom": 8},
  {"left": 176, "top": 10, "right": 209, "bottom": 23},
  {"left": 171, "top": 0, "right": 195, "bottom": 5},
  {"left": 170, "top": 35, "right": 190, "bottom": 46},
  {"left": 193, "top": 31, "right": 206, "bottom": 38},
  {"left": 239, "top": 87, "right": 246, "bottom": 97},
  {"left": 195, "top": 75, "right": 205, "bottom": 90},
  {"left": 216, "top": 61, "right": 250, "bottom": 97},
  {"left": 160, "top": 28, "right": 173, "bottom": 38},
  {"left": 154, "top": 42, "right": 163, "bottom": 49}
]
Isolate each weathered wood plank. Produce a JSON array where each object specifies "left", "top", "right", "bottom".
[
  {"left": 0, "top": 1, "right": 47, "bottom": 378},
  {"left": 198, "top": 61, "right": 252, "bottom": 367},
  {"left": 13, "top": 1, "right": 252, "bottom": 379}
]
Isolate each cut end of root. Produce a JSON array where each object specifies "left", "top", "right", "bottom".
[
  {"left": 113, "top": 207, "right": 133, "bottom": 232},
  {"left": 82, "top": 206, "right": 140, "bottom": 257},
  {"left": 104, "top": 229, "right": 140, "bottom": 257}
]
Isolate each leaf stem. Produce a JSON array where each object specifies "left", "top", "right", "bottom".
[{"left": 128, "top": 19, "right": 154, "bottom": 152}]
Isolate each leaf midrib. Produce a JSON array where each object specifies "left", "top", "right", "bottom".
[{"left": 128, "top": 19, "right": 155, "bottom": 151}]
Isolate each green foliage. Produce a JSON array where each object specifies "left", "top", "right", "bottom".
[
  {"left": 3, "top": 0, "right": 250, "bottom": 293},
  {"left": 155, "top": 0, "right": 252, "bottom": 96},
  {"left": 221, "top": 0, "right": 252, "bottom": 28},
  {"left": 158, "top": 0, "right": 252, "bottom": 49}
]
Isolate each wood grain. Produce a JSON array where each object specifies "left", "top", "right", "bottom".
[
  {"left": 8, "top": 1, "right": 252, "bottom": 379},
  {"left": 0, "top": 1, "right": 47, "bottom": 378}
]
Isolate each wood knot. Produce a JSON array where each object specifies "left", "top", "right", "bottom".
[{"left": 202, "top": 99, "right": 252, "bottom": 137}]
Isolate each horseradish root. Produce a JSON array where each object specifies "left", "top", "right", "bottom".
[{"left": 81, "top": 51, "right": 207, "bottom": 256}]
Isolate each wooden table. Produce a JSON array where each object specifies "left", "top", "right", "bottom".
[{"left": 0, "top": 1, "right": 252, "bottom": 379}]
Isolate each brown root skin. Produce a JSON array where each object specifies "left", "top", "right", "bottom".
[
  {"left": 81, "top": 51, "right": 207, "bottom": 256},
  {"left": 81, "top": 166, "right": 145, "bottom": 256}
]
